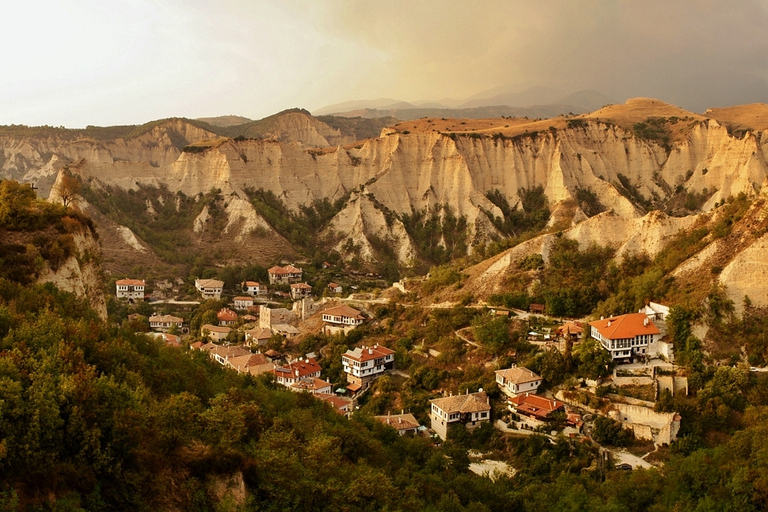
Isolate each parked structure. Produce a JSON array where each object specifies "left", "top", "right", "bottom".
[
  {"left": 495, "top": 367, "right": 541, "bottom": 398},
  {"left": 342, "top": 344, "right": 395, "bottom": 393},
  {"left": 322, "top": 305, "right": 365, "bottom": 335},
  {"left": 148, "top": 314, "right": 183, "bottom": 332},
  {"left": 590, "top": 313, "right": 661, "bottom": 362},
  {"left": 374, "top": 413, "right": 420, "bottom": 435},
  {"left": 290, "top": 283, "right": 313, "bottom": 300},
  {"left": 429, "top": 391, "right": 491, "bottom": 440},
  {"left": 116, "top": 279, "right": 145, "bottom": 302},
  {"left": 195, "top": 279, "right": 224, "bottom": 300},
  {"left": 267, "top": 265, "right": 303, "bottom": 285}
]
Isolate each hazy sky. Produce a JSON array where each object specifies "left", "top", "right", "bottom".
[{"left": 3, "top": 0, "right": 767, "bottom": 127}]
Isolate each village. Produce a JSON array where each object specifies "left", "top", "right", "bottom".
[{"left": 115, "top": 264, "right": 689, "bottom": 474}]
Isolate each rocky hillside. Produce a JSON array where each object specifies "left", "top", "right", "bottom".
[{"left": 4, "top": 99, "right": 768, "bottom": 305}]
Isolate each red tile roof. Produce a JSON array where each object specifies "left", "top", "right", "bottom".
[
  {"left": 274, "top": 357, "right": 322, "bottom": 379},
  {"left": 508, "top": 393, "right": 564, "bottom": 419},
  {"left": 495, "top": 366, "right": 540, "bottom": 385},
  {"left": 269, "top": 265, "right": 302, "bottom": 275},
  {"left": 290, "top": 283, "right": 312, "bottom": 290},
  {"left": 217, "top": 308, "right": 238, "bottom": 322},
  {"left": 116, "top": 278, "right": 145, "bottom": 286},
  {"left": 343, "top": 344, "right": 394, "bottom": 363},
  {"left": 374, "top": 413, "right": 420, "bottom": 431},
  {"left": 590, "top": 313, "right": 660, "bottom": 340},
  {"left": 323, "top": 305, "right": 363, "bottom": 320},
  {"left": 430, "top": 391, "right": 490, "bottom": 414}
]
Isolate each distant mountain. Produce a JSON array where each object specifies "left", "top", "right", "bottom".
[
  {"left": 314, "top": 98, "right": 409, "bottom": 116},
  {"left": 315, "top": 86, "right": 616, "bottom": 118},
  {"left": 195, "top": 115, "right": 253, "bottom": 127}
]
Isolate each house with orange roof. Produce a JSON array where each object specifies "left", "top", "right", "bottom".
[
  {"left": 589, "top": 313, "right": 661, "bottom": 362},
  {"left": 241, "top": 281, "right": 266, "bottom": 297},
  {"left": 556, "top": 321, "right": 584, "bottom": 340},
  {"left": 429, "top": 391, "right": 491, "bottom": 440},
  {"left": 322, "top": 305, "right": 365, "bottom": 335},
  {"left": 245, "top": 327, "right": 272, "bottom": 347},
  {"left": 116, "top": 278, "right": 145, "bottom": 302},
  {"left": 508, "top": 393, "right": 565, "bottom": 424},
  {"left": 495, "top": 366, "right": 541, "bottom": 398},
  {"left": 315, "top": 393, "right": 353, "bottom": 417},
  {"left": 328, "top": 282, "right": 342, "bottom": 294},
  {"left": 272, "top": 357, "right": 322, "bottom": 388},
  {"left": 226, "top": 353, "right": 274, "bottom": 376},
  {"left": 342, "top": 344, "right": 395, "bottom": 393},
  {"left": 217, "top": 308, "right": 238, "bottom": 326},
  {"left": 267, "top": 265, "right": 303, "bottom": 284}
]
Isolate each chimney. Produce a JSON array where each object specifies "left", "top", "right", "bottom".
[
  {"left": 644, "top": 317, "right": 649, "bottom": 326},
  {"left": 607, "top": 320, "right": 611, "bottom": 326}
]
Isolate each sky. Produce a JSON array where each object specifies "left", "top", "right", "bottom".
[{"left": 2, "top": 0, "right": 767, "bottom": 128}]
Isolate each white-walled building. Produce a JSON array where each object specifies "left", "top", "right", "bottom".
[
  {"left": 321, "top": 305, "right": 365, "bottom": 335},
  {"left": 495, "top": 367, "right": 541, "bottom": 398},
  {"left": 590, "top": 313, "right": 661, "bottom": 362},
  {"left": 116, "top": 279, "right": 145, "bottom": 302},
  {"left": 201, "top": 324, "right": 231, "bottom": 342},
  {"left": 149, "top": 314, "right": 183, "bottom": 332},
  {"left": 241, "top": 281, "right": 265, "bottom": 296},
  {"left": 342, "top": 344, "right": 395, "bottom": 393},
  {"left": 267, "top": 265, "right": 303, "bottom": 285},
  {"left": 429, "top": 391, "right": 491, "bottom": 440},
  {"left": 195, "top": 279, "right": 224, "bottom": 300}
]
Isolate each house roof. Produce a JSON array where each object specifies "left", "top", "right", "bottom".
[
  {"left": 233, "top": 296, "right": 254, "bottom": 302},
  {"left": 508, "top": 393, "right": 565, "bottom": 419},
  {"left": 163, "top": 334, "right": 181, "bottom": 347},
  {"left": 196, "top": 278, "right": 224, "bottom": 288},
  {"left": 323, "top": 305, "right": 364, "bottom": 320},
  {"left": 245, "top": 327, "right": 272, "bottom": 340},
  {"left": 275, "top": 357, "right": 321, "bottom": 378},
  {"left": 274, "top": 324, "right": 300, "bottom": 335},
  {"left": 430, "top": 391, "right": 490, "bottom": 414},
  {"left": 495, "top": 366, "right": 541, "bottom": 385},
  {"left": 328, "top": 282, "right": 340, "bottom": 289},
  {"left": 290, "top": 282, "right": 312, "bottom": 290},
  {"left": 149, "top": 314, "right": 183, "bottom": 323},
  {"left": 343, "top": 344, "right": 394, "bottom": 362},
  {"left": 242, "top": 281, "right": 260, "bottom": 287},
  {"left": 556, "top": 321, "right": 583, "bottom": 336},
  {"left": 529, "top": 303, "right": 546, "bottom": 312},
  {"left": 374, "top": 413, "right": 420, "bottom": 431},
  {"left": 590, "top": 313, "right": 660, "bottom": 340},
  {"left": 268, "top": 265, "right": 302, "bottom": 275},
  {"left": 228, "top": 353, "right": 268, "bottom": 371},
  {"left": 217, "top": 308, "right": 238, "bottom": 321},
  {"left": 116, "top": 278, "right": 145, "bottom": 286},
  {"left": 291, "top": 377, "right": 332, "bottom": 392},
  {"left": 202, "top": 324, "right": 231, "bottom": 334},
  {"left": 315, "top": 393, "right": 353, "bottom": 412}
]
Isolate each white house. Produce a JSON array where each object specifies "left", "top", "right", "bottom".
[
  {"left": 195, "top": 279, "right": 224, "bottom": 300},
  {"left": 148, "top": 314, "right": 183, "bottom": 332},
  {"left": 116, "top": 279, "right": 145, "bottom": 302},
  {"left": 590, "top": 313, "right": 661, "bottom": 362},
  {"left": 429, "top": 391, "right": 491, "bottom": 440},
  {"left": 328, "top": 282, "right": 342, "bottom": 294},
  {"left": 342, "top": 344, "right": 395, "bottom": 393},
  {"left": 495, "top": 366, "right": 541, "bottom": 398},
  {"left": 321, "top": 305, "right": 365, "bottom": 335},
  {"left": 272, "top": 357, "right": 322, "bottom": 388},
  {"left": 267, "top": 265, "right": 303, "bottom": 285},
  {"left": 241, "top": 281, "right": 265, "bottom": 296},
  {"left": 233, "top": 296, "right": 254, "bottom": 310},
  {"left": 201, "top": 324, "right": 231, "bottom": 342},
  {"left": 640, "top": 302, "right": 670, "bottom": 321}
]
